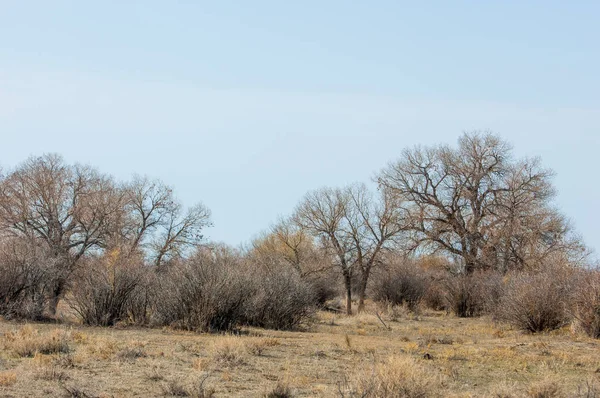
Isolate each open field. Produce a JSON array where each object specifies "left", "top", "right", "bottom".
[{"left": 0, "top": 306, "right": 599, "bottom": 398}]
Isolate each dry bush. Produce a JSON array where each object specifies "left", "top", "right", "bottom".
[
  {"left": 154, "top": 252, "right": 251, "bottom": 332},
  {"left": 68, "top": 251, "right": 147, "bottom": 326},
  {"left": 266, "top": 383, "right": 294, "bottom": 398},
  {"left": 444, "top": 271, "right": 505, "bottom": 317},
  {"left": 338, "top": 355, "right": 443, "bottom": 397},
  {"left": 0, "top": 239, "right": 58, "bottom": 320},
  {"left": 3, "top": 326, "right": 71, "bottom": 357},
  {"left": 244, "top": 268, "right": 316, "bottom": 330},
  {"left": 305, "top": 272, "right": 339, "bottom": 307},
  {"left": 570, "top": 269, "right": 600, "bottom": 338},
  {"left": 371, "top": 258, "right": 429, "bottom": 312},
  {"left": 495, "top": 268, "right": 572, "bottom": 333}
]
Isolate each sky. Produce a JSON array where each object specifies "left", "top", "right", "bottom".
[{"left": 0, "top": 1, "right": 599, "bottom": 254}]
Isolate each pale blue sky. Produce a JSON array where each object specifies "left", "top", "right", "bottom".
[{"left": 1, "top": 1, "right": 599, "bottom": 254}]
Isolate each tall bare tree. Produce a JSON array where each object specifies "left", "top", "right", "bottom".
[
  {"left": 293, "top": 183, "right": 403, "bottom": 314},
  {"left": 377, "top": 131, "right": 584, "bottom": 273},
  {"left": 0, "top": 154, "right": 122, "bottom": 314}
]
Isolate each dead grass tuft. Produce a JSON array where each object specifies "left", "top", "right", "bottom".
[
  {"left": 209, "top": 336, "right": 248, "bottom": 367},
  {"left": 0, "top": 371, "right": 17, "bottom": 386},
  {"left": 246, "top": 337, "right": 281, "bottom": 356},
  {"left": 339, "top": 355, "right": 444, "bottom": 397},
  {"left": 527, "top": 379, "right": 563, "bottom": 398},
  {"left": 116, "top": 341, "right": 148, "bottom": 361},
  {"left": 161, "top": 374, "right": 215, "bottom": 398},
  {"left": 3, "top": 325, "right": 71, "bottom": 357}
]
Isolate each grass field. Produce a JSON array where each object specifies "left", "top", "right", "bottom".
[{"left": 0, "top": 305, "right": 599, "bottom": 397}]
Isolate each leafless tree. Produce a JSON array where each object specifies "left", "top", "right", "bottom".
[
  {"left": 121, "top": 176, "right": 212, "bottom": 268},
  {"left": 0, "top": 154, "right": 122, "bottom": 314},
  {"left": 377, "top": 131, "right": 585, "bottom": 274},
  {"left": 293, "top": 183, "right": 403, "bottom": 314}
]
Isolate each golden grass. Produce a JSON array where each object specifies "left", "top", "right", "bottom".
[
  {"left": 2, "top": 325, "right": 71, "bottom": 357},
  {"left": 0, "top": 307, "right": 599, "bottom": 397},
  {"left": 0, "top": 371, "right": 17, "bottom": 387}
]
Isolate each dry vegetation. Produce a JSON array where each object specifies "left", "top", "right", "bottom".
[
  {"left": 1, "top": 304, "right": 600, "bottom": 398},
  {"left": 1, "top": 133, "right": 598, "bottom": 397}
]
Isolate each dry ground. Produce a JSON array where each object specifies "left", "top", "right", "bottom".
[{"left": 0, "top": 305, "right": 599, "bottom": 397}]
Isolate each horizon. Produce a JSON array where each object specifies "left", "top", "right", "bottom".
[{"left": 1, "top": 2, "right": 598, "bottom": 255}]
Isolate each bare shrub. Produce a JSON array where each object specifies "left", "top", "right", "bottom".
[
  {"left": 444, "top": 271, "right": 504, "bottom": 317},
  {"left": 154, "top": 251, "right": 251, "bottom": 332},
  {"left": 126, "top": 269, "right": 158, "bottom": 325},
  {"left": 244, "top": 268, "right": 316, "bottom": 330},
  {"left": 305, "top": 272, "right": 339, "bottom": 307},
  {"left": 570, "top": 269, "right": 600, "bottom": 338},
  {"left": 0, "top": 239, "right": 57, "bottom": 320},
  {"left": 371, "top": 259, "right": 429, "bottom": 312},
  {"left": 266, "top": 383, "right": 294, "bottom": 398},
  {"left": 68, "top": 251, "right": 146, "bottom": 326},
  {"left": 495, "top": 268, "right": 572, "bottom": 333}
]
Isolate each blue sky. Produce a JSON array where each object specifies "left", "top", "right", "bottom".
[{"left": 1, "top": 1, "right": 599, "bottom": 254}]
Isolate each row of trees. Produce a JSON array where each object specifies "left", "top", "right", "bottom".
[
  {"left": 253, "top": 132, "right": 587, "bottom": 315},
  {"left": 0, "top": 154, "right": 211, "bottom": 316},
  {"left": 0, "top": 131, "right": 590, "bottom": 325}
]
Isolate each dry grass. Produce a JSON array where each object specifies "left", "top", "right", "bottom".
[
  {"left": 338, "top": 355, "right": 444, "bottom": 397},
  {"left": 0, "top": 371, "right": 17, "bottom": 387},
  {"left": 0, "top": 305, "right": 599, "bottom": 396},
  {"left": 2, "top": 325, "right": 71, "bottom": 357}
]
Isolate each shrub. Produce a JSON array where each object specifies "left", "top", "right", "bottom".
[
  {"left": 305, "top": 272, "right": 339, "bottom": 307},
  {"left": 570, "top": 269, "right": 600, "bottom": 338},
  {"left": 443, "top": 271, "right": 504, "bottom": 317},
  {"left": 266, "top": 383, "right": 294, "bottom": 398},
  {"left": 68, "top": 251, "right": 146, "bottom": 326},
  {"left": 495, "top": 269, "right": 572, "bottom": 333},
  {"left": 0, "top": 239, "right": 57, "bottom": 320},
  {"left": 371, "top": 260, "right": 429, "bottom": 312},
  {"left": 153, "top": 252, "right": 252, "bottom": 332},
  {"left": 244, "top": 269, "right": 316, "bottom": 330}
]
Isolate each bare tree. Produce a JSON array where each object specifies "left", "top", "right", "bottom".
[
  {"left": 0, "top": 154, "right": 122, "bottom": 314},
  {"left": 377, "top": 131, "right": 584, "bottom": 273},
  {"left": 122, "top": 176, "right": 212, "bottom": 268},
  {"left": 293, "top": 183, "right": 403, "bottom": 314}
]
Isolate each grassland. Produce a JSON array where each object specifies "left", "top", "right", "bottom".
[{"left": 0, "top": 304, "right": 599, "bottom": 397}]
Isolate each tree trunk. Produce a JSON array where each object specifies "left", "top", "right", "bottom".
[
  {"left": 48, "top": 279, "right": 66, "bottom": 318},
  {"left": 344, "top": 272, "right": 352, "bottom": 316},
  {"left": 357, "top": 274, "right": 368, "bottom": 313}
]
